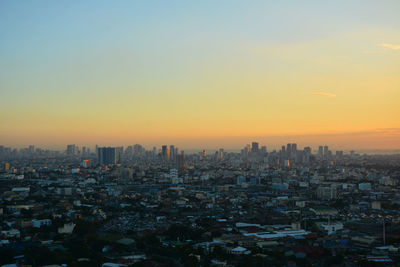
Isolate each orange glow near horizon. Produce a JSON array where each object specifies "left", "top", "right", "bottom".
[{"left": 0, "top": 2, "right": 399, "bottom": 150}]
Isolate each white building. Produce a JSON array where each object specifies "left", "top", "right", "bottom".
[
  {"left": 32, "top": 219, "right": 52, "bottom": 228},
  {"left": 58, "top": 222, "right": 76, "bottom": 234},
  {"left": 318, "top": 222, "right": 343, "bottom": 235}
]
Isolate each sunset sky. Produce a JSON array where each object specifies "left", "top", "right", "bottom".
[{"left": 0, "top": 1, "right": 399, "bottom": 150}]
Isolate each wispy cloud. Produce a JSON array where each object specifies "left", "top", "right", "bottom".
[
  {"left": 377, "top": 43, "right": 400, "bottom": 50},
  {"left": 311, "top": 92, "right": 336, "bottom": 98}
]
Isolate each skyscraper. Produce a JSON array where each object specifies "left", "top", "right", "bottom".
[
  {"left": 218, "top": 148, "right": 224, "bottom": 160},
  {"left": 98, "top": 147, "right": 116, "bottom": 165},
  {"left": 286, "top": 143, "right": 292, "bottom": 157},
  {"left": 174, "top": 147, "right": 179, "bottom": 161},
  {"left": 66, "top": 144, "right": 76, "bottom": 155},
  {"left": 318, "top": 146, "right": 323, "bottom": 158},
  {"left": 251, "top": 142, "right": 259, "bottom": 153},
  {"left": 170, "top": 145, "right": 175, "bottom": 161},
  {"left": 177, "top": 150, "right": 185, "bottom": 175},
  {"left": 323, "top": 146, "right": 329, "bottom": 159},
  {"left": 291, "top": 143, "right": 297, "bottom": 154},
  {"left": 116, "top": 146, "right": 124, "bottom": 163},
  {"left": 162, "top": 145, "right": 170, "bottom": 161}
]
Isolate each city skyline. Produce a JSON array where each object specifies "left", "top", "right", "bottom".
[
  {"left": 2, "top": 2, "right": 400, "bottom": 266},
  {"left": 1, "top": 128, "right": 400, "bottom": 151},
  {"left": 1, "top": 139, "right": 399, "bottom": 154},
  {"left": 1, "top": 1, "right": 399, "bottom": 149}
]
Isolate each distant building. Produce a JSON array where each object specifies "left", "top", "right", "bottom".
[
  {"left": 32, "top": 219, "right": 52, "bottom": 228},
  {"left": 66, "top": 144, "right": 76, "bottom": 155},
  {"left": 291, "top": 143, "right": 297, "bottom": 157},
  {"left": 170, "top": 145, "right": 175, "bottom": 161},
  {"left": 162, "top": 145, "right": 170, "bottom": 161},
  {"left": 283, "top": 160, "right": 290, "bottom": 168},
  {"left": 4, "top": 162, "right": 10, "bottom": 171},
  {"left": 116, "top": 146, "right": 124, "bottom": 163},
  {"left": 251, "top": 142, "right": 259, "bottom": 153},
  {"left": 372, "top": 201, "right": 381, "bottom": 210},
  {"left": 261, "top": 146, "right": 267, "bottom": 154},
  {"left": 318, "top": 146, "right": 323, "bottom": 158},
  {"left": 323, "top": 146, "right": 329, "bottom": 159},
  {"left": 202, "top": 149, "right": 207, "bottom": 159},
  {"left": 286, "top": 143, "right": 292, "bottom": 154},
  {"left": 81, "top": 160, "right": 91, "bottom": 168},
  {"left": 98, "top": 147, "right": 116, "bottom": 165},
  {"left": 317, "top": 186, "right": 337, "bottom": 200},
  {"left": 177, "top": 153, "right": 185, "bottom": 175},
  {"left": 237, "top": 175, "right": 246, "bottom": 185},
  {"left": 219, "top": 148, "right": 224, "bottom": 160}
]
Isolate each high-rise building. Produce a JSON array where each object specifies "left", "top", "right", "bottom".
[
  {"left": 251, "top": 142, "right": 259, "bottom": 153},
  {"left": 218, "top": 148, "right": 224, "bottom": 160},
  {"left": 161, "top": 145, "right": 170, "bottom": 161},
  {"left": 336, "top": 150, "right": 344, "bottom": 157},
  {"left": 82, "top": 146, "right": 87, "bottom": 156},
  {"left": 174, "top": 147, "right": 179, "bottom": 161},
  {"left": 261, "top": 146, "right": 267, "bottom": 154},
  {"left": 202, "top": 149, "right": 207, "bottom": 159},
  {"left": 98, "top": 147, "right": 116, "bottom": 165},
  {"left": 170, "top": 145, "right": 175, "bottom": 161},
  {"left": 162, "top": 145, "right": 167, "bottom": 160},
  {"left": 242, "top": 144, "right": 250, "bottom": 157},
  {"left": 177, "top": 151, "right": 185, "bottom": 175},
  {"left": 116, "top": 147, "right": 124, "bottom": 163},
  {"left": 318, "top": 146, "right": 323, "bottom": 158},
  {"left": 303, "top": 147, "right": 312, "bottom": 163},
  {"left": 323, "top": 146, "right": 329, "bottom": 158},
  {"left": 287, "top": 144, "right": 292, "bottom": 158},
  {"left": 67, "top": 144, "right": 76, "bottom": 155},
  {"left": 28, "top": 145, "right": 35, "bottom": 154},
  {"left": 291, "top": 143, "right": 297, "bottom": 155}
]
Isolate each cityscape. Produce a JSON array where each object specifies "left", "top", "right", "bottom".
[
  {"left": 1, "top": 143, "right": 400, "bottom": 266},
  {"left": 1, "top": 0, "right": 400, "bottom": 266}
]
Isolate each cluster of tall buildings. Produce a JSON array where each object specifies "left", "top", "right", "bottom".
[
  {"left": 241, "top": 142, "right": 267, "bottom": 157},
  {"left": 318, "top": 145, "right": 332, "bottom": 159},
  {"left": 0, "top": 145, "right": 60, "bottom": 159},
  {"left": 161, "top": 145, "right": 185, "bottom": 172},
  {"left": 66, "top": 144, "right": 91, "bottom": 156}
]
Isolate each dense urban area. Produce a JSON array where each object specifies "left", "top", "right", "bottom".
[{"left": 1, "top": 143, "right": 400, "bottom": 266}]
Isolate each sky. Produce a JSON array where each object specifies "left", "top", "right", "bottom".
[{"left": 0, "top": 0, "right": 399, "bottom": 150}]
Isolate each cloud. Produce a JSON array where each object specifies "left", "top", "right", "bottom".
[
  {"left": 377, "top": 43, "right": 400, "bottom": 50},
  {"left": 311, "top": 92, "right": 336, "bottom": 98}
]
